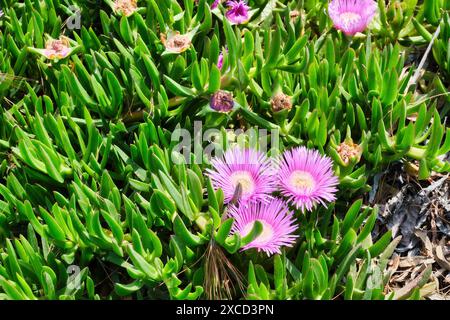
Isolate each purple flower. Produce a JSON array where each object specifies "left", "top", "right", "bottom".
[
  {"left": 206, "top": 147, "right": 277, "bottom": 205},
  {"left": 228, "top": 198, "right": 299, "bottom": 256},
  {"left": 328, "top": 0, "right": 377, "bottom": 36},
  {"left": 217, "top": 52, "right": 224, "bottom": 70},
  {"left": 277, "top": 147, "right": 339, "bottom": 212},
  {"left": 225, "top": 0, "right": 250, "bottom": 25},
  {"left": 211, "top": 0, "right": 220, "bottom": 9},
  {"left": 217, "top": 48, "right": 228, "bottom": 70}
]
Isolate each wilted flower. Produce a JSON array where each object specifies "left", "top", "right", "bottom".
[
  {"left": 113, "top": 0, "right": 137, "bottom": 16},
  {"left": 270, "top": 93, "right": 292, "bottom": 112},
  {"left": 225, "top": 0, "right": 250, "bottom": 25},
  {"left": 209, "top": 90, "right": 234, "bottom": 113},
  {"left": 328, "top": 0, "right": 377, "bottom": 36},
  {"left": 206, "top": 147, "right": 276, "bottom": 205},
  {"left": 277, "top": 147, "right": 339, "bottom": 211},
  {"left": 35, "top": 36, "right": 73, "bottom": 60},
  {"left": 161, "top": 31, "right": 192, "bottom": 54},
  {"left": 336, "top": 140, "right": 362, "bottom": 165},
  {"left": 228, "top": 198, "right": 299, "bottom": 256},
  {"left": 289, "top": 10, "right": 300, "bottom": 21}
]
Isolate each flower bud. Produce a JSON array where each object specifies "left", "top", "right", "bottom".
[
  {"left": 390, "top": 1, "right": 404, "bottom": 34},
  {"left": 210, "top": 90, "right": 234, "bottom": 113},
  {"left": 289, "top": 10, "right": 300, "bottom": 22}
]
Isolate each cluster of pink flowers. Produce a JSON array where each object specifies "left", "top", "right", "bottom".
[
  {"left": 207, "top": 146, "right": 339, "bottom": 255},
  {"left": 214, "top": 0, "right": 378, "bottom": 34}
]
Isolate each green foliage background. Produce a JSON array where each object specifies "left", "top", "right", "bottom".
[{"left": 0, "top": 0, "right": 449, "bottom": 300}]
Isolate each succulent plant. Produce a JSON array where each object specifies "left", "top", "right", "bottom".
[{"left": 0, "top": 0, "right": 448, "bottom": 300}]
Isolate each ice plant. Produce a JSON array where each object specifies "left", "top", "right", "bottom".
[
  {"left": 228, "top": 198, "right": 299, "bottom": 256},
  {"left": 30, "top": 36, "right": 74, "bottom": 61},
  {"left": 328, "top": 0, "right": 377, "bottom": 36},
  {"left": 206, "top": 147, "right": 276, "bottom": 205},
  {"left": 336, "top": 139, "right": 362, "bottom": 165},
  {"left": 211, "top": 0, "right": 221, "bottom": 9},
  {"left": 209, "top": 90, "right": 234, "bottom": 113},
  {"left": 277, "top": 147, "right": 339, "bottom": 211},
  {"left": 113, "top": 0, "right": 137, "bottom": 16},
  {"left": 225, "top": 1, "right": 250, "bottom": 25},
  {"left": 161, "top": 31, "right": 192, "bottom": 54}
]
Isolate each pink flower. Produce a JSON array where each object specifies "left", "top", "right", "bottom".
[
  {"left": 225, "top": 0, "right": 250, "bottom": 25},
  {"left": 211, "top": 0, "right": 220, "bottom": 9},
  {"left": 328, "top": 0, "right": 377, "bottom": 36},
  {"left": 217, "top": 51, "right": 224, "bottom": 70},
  {"left": 41, "top": 37, "right": 72, "bottom": 60},
  {"left": 206, "top": 147, "right": 277, "bottom": 205},
  {"left": 277, "top": 147, "right": 339, "bottom": 212},
  {"left": 228, "top": 198, "right": 299, "bottom": 256},
  {"left": 161, "top": 31, "right": 192, "bottom": 54}
]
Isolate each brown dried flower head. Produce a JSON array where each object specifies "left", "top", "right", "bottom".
[
  {"left": 336, "top": 140, "right": 362, "bottom": 165},
  {"left": 270, "top": 93, "right": 292, "bottom": 112},
  {"left": 113, "top": 0, "right": 137, "bottom": 16}
]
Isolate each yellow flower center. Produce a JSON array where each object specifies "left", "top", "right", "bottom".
[
  {"left": 242, "top": 220, "right": 274, "bottom": 245},
  {"left": 230, "top": 171, "right": 255, "bottom": 197},
  {"left": 289, "top": 170, "right": 315, "bottom": 191}
]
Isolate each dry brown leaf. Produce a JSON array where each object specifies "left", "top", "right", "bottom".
[
  {"left": 387, "top": 254, "right": 401, "bottom": 275},
  {"left": 399, "top": 256, "right": 434, "bottom": 268},
  {"left": 393, "top": 265, "right": 433, "bottom": 300},
  {"left": 435, "top": 245, "right": 450, "bottom": 271},
  {"left": 420, "top": 281, "right": 438, "bottom": 298},
  {"left": 428, "top": 293, "right": 450, "bottom": 300},
  {"left": 415, "top": 230, "right": 433, "bottom": 256}
]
